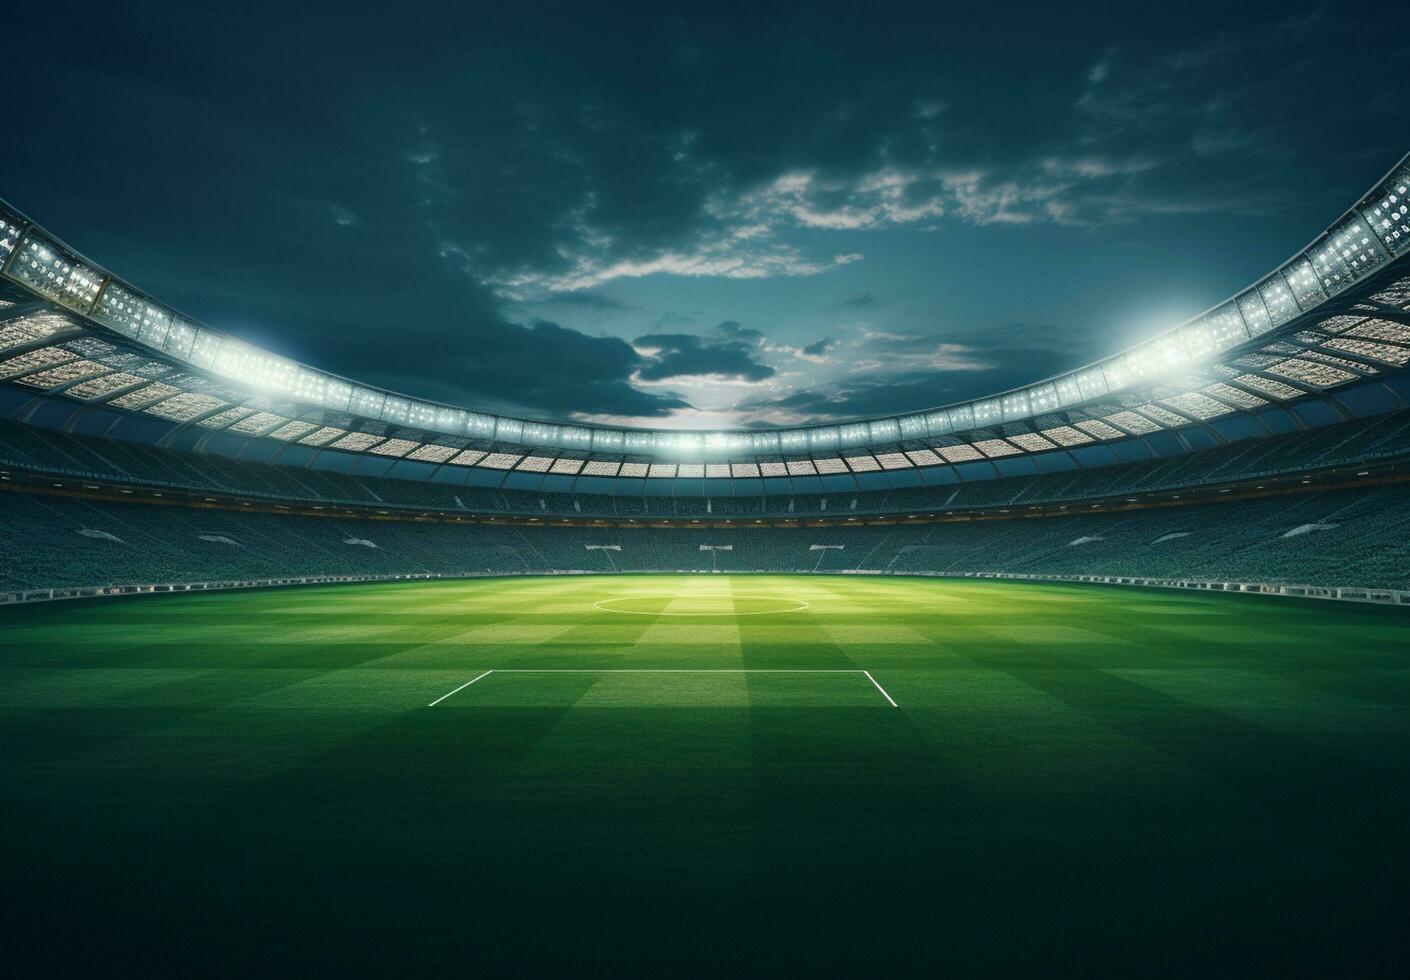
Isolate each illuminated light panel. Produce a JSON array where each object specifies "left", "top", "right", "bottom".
[
  {"left": 548, "top": 457, "right": 584, "bottom": 474},
  {"left": 367, "top": 438, "right": 420, "bottom": 458},
  {"left": 15, "top": 358, "right": 107, "bottom": 388},
  {"left": 66, "top": 371, "right": 146, "bottom": 400},
  {"left": 109, "top": 382, "right": 180, "bottom": 410},
  {"left": 0, "top": 206, "right": 25, "bottom": 259},
  {"left": 0, "top": 346, "right": 76, "bottom": 379},
  {"left": 1324, "top": 337, "right": 1410, "bottom": 367},
  {"left": 298, "top": 426, "right": 346, "bottom": 446},
  {"left": 199, "top": 407, "right": 257, "bottom": 429},
  {"left": 971, "top": 399, "right": 1003, "bottom": 426},
  {"left": 971, "top": 439, "right": 1021, "bottom": 458},
  {"left": 1235, "top": 374, "right": 1303, "bottom": 400},
  {"left": 618, "top": 462, "right": 649, "bottom": 478},
  {"left": 1360, "top": 165, "right": 1410, "bottom": 255},
  {"left": 228, "top": 412, "right": 288, "bottom": 435},
  {"left": 1202, "top": 382, "right": 1267, "bottom": 409},
  {"left": 648, "top": 463, "right": 678, "bottom": 478},
  {"left": 1237, "top": 291, "right": 1273, "bottom": 336},
  {"left": 408, "top": 444, "right": 459, "bottom": 463},
  {"left": 1053, "top": 375, "right": 1083, "bottom": 407},
  {"left": 1038, "top": 425, "right": 1095, "bottom": 446},
  {"left": 676, "top": 464, "right": 704, "bottom": 478},
  {"left": 729, "top": 462, "right": 760, "bottom": 478},
  {"left": 464, "top": 413, "right": 496, "bottom": 439},
  {"left": 1266, "top": 358, "right": 1357, "bottom": 388},
  {"left": 315, "top": 379, "right": 350, "bottom": 412},
  {"left": 8, "top": 234, "right": 104, "bottom": 312},
  {"left": 1162, "top": 392, "right": 1234, "bottom": 420},
  {"left": 1136, "top": 404, "right": 1191, "bottom": 428},
  {"left": 329, "top": 432, "right": 386, "bottom": 452},
  {"left": 758, "top": 462, "right": 787, "bottom": 477},
  {"left": 1075, "top": 367, "right": 1108, "bottom": 401},
  {"left": 1280, "top": 257, "right": 1326, "bottom": 310},
  {"left": 1308, "top": 215, "right": 1387, "bottom": 295},
  {"left": 1203, "top": 303, "right": 1250, "bottom": 350},
  {"left": 580, "top": 459, "right": 620, "bottom": 476},
  {"left": 844, "top": 455, "right": 881, "bottom": 472},
  {"left": 145, "top": 393, "right": 227, "bottom": 421},
  {"left": 704, "top": 463, "right": 731, "bottom": 478},
  {"left": 873, "top": 452, "right": 913, "bottom": 469},
  {"left": 478, "top": 453, "right": 522, "bottom": 469},
  {"left": 448, "top": 450, "right": 487, "bottom": 467},
  {"left": 515, "top": 455, "right": 554, "bottom": 472},
  {"left": 937, "top": 445, "right": 983, "bottom": 462},
  {"left": 1257, "top": 276, "right": 1301, "bottom": 327},
  {"left": 1073, "top": 420, "right": 1125, "bottom": 440},
  {"left": 1026, "top": 383, "right": 1060, "bottom": 414},
  {"left": 0, "top": 313, "right": 75, "bottom": 352},
  {"left": 1004, "top": 433, "right": 1057, "bottom": 452},
  {"left": 785, "top": 459, "right": 818, "bottom": 475},
  {"left": 349, "top": 388, "right": 385, "bottom": 419},
  {"left": 1000, "top": 391, "right": 1030, "bottom": 421},
  {"left": 947, "top": 404, "right": 975, "bottom": 431},
  {"left": 898, "top": 415, "right": 927, "bottom": 440},
  {"left": 903, "top": 448, "right": 943, "bottom": 466},
  {"left": 268, "top": 420, "right": 320, "bottom": 441},
  {"left": 811, "top": 457, "right": 849, "bottom": 474},
  {"left": 187, "top": 330, "right": 221, "bottom": 369},
  {"left": 1103, "top": 411, "right": 1162, "bottom": 435},
  {"left": 161, "top": 318, "right": 198, "bottom": 359}
]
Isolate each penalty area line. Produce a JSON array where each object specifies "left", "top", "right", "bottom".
[
  {"left": 428, "top": 669, "right": 494, "bottom": 706},
  {"left": 426, "top": 668, "right": 899, "bottom": 708},
  {"left": 863, "top": 670, "right": 899, "bottom": 708}
]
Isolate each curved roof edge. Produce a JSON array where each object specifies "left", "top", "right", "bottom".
[{"left": 1, "top": 151, "right": 1408, "bottom": 457}]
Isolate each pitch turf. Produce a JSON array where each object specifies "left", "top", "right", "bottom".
[{"left": 3, "top": 575, "right": 1409, "bottom": 974}]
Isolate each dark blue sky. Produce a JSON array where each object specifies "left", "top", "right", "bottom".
[{"left": 6, "top": 1, "right": 1408, "bottom": 427}]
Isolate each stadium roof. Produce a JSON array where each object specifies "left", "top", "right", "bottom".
[{"left": 2, "top": 152, "right": 1409, "bottom": 477}]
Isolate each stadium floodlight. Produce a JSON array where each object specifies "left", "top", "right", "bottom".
[{"left": 4, "top": 151, "right": 1410, "bottom": 467}]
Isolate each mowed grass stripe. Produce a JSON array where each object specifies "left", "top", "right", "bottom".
[{"left": 3, "top": 574, "right": 1409, "bottom": 976}]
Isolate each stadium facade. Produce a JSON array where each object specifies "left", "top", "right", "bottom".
[{"left": 3, "top": 154, "right": 1410, "bottom": 601}]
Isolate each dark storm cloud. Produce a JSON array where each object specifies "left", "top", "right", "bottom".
[
  {"left": 742, "top": 349, "right": 1074, "bottom": 421},
  {"left": 634, "top": 324, "right": 776, "bottom": 383},
  {"left": 830, "top": 293, "right": 881, "bottom": 310},
  {"left": 3, "top": 2, "right": 1407, "bottom": 422}
]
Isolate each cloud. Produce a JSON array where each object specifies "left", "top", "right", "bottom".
[
  {"left": 633, "top": 321, "right": 776, "bottom": 384},
  {"left": 831, "top": 292, "right": 880, "bottom": 310},
  {"left": 490, "top": 239, "right": 862, "bottom": 298},
  {"left": 801, "top": 337, "right": 836, "bottom": 357}
]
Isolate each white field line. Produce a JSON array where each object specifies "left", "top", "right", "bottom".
[
  {"left": 427, "top": 669, "right": 495, "bottom": 706},
  {"left": 863, "top": 670, "right": 899, "bottom": 708},
  {"left": 427, "top": 669, "right": 900, "bottom": 707}
]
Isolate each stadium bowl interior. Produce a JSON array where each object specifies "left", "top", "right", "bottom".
[{"left": 3, "top": 156, "right": 1410, "bottom": 975}]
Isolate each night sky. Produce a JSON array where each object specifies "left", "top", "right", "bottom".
[{"left": 6, "top": 1, "right": 1409, "bottom": 428}]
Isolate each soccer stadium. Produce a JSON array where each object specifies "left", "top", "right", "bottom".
[{"left": 4, "top": 6, "right": 1410, "bottom": 976}]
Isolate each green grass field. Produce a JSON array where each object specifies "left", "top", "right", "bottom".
[{"left": 4, "top": 574, "right": 1409, "bottom": 975}]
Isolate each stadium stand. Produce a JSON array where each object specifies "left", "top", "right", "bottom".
[
  {"left": 5, "top": 408, "right": 1410, "bottom": 520},
  {"left": 5, "top": 481, "right": 1409, "bottom": 595}
]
